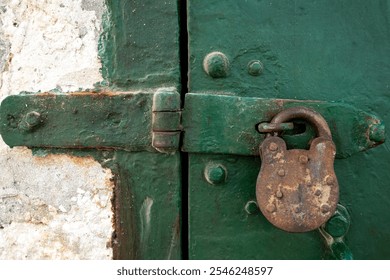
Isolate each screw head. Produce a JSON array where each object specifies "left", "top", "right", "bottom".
[
  {"left": 276, "top": 190, "right": 283, "bottom": 198},
  {"left": 314, "top": 189, "right": 322, "bottom": 196},
  {"left": 203, "top": 52, "right": 230, "bottom": 78},
  {"left": 25, "top": 111, "right": 41, "bottom": 126},
  {"left": 299, "top": 155, "right": 309, "bottom": 164},
  {"left": 321, "top": 204, "right": 331, "bottom": 214},
  {"left": 19, "top": 111, "right": 42, "bottom": 131},
  {"left": 266, "top": 203, "right": 276, "bottom": 213},
  {"left": 269, "top": 142, "right": 278, "bottom": 151},
  {"left": 247, "top": 60, "right": 264, "bottom": 76},
  {"left": 277, "top": 169, "right": 285, "bottom": 177},
  {"left": 204, "top": 163, "right": 227, "bottom": 185}
]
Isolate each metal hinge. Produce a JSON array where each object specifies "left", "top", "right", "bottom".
[{"left": 152, "top": 88, "right": 182, "bottom": 153}]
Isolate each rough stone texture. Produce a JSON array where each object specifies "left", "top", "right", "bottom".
[
  {"left": 0, "top": 151, "right": 114, "bottom": 259},
  {"left": 0, "top": 0, "right": 113, "bottom": 259},
  {"left": 0, "top": 0, "right": 104, "bottom": 98}
]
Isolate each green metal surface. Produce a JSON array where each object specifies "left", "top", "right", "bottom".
[
  {"left": 0, "top": 92, "right": 154, "bottom": 151},
  {"left": 99, "top": 0, "right": 180, "bottom": 89},
  {"left": 182, "top": 93, "right": 384, "bottom": 158},
  {"left": 188, "top": 0, "right": 390, "bottom": 259},
  {"left": 187, "top": 0, "right": 390, "bottom": 101},
  {"left": 189, "top": 153, "right": 324, "bottom": 259},
  {"left": 112, "top": 151, "right": 182, "bottom": 259}
]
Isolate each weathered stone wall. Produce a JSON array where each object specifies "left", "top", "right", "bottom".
[{"left": 0, "top": 0, "right": 113, "bottom": 259}]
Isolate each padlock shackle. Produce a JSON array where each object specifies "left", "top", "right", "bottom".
[{"left": 270, "top": 107, "right": 332, "bottom": 139}]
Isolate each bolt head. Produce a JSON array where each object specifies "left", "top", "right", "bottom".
[
  {"left": 369, "top": 123, "right": 385, "bottom": 143},
  {"left": 203, "top": 52, "right": 230, "bottom": 78},
  {"left": 277, "top": 169, "right": 285, "bottom": 177},
  {"left": 247, "top": 60, "right": 264, "bottom": 76},
  {"left": 25, "top": 111, "right": 41, "bottom": 126},
  {"left": 19, "top": 111, "right": 42, "bottom": 131},
  {"left": 204, "top": 164, "right": 227, "bottom": 185}
]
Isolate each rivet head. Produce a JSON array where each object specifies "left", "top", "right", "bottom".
[
  {"left": 19, "top": 111, "right": 43, "bottom": 131},
  {"left": 326, "top": 176, "right": 335, "bottom": 185},
  {"left": 314, "top": 189, "right": 322, "bottom": 196},
  {"left": 266, "top": 204, "right": 276, "bottom": 213},
  {"left": 277, "top": 169, "right": 285, "bottom": 177},
  {"left": 247, "top": 60, "right": 264, "bottom": 76},
  {"left": 276, "top": 190, "right": 283, "bottom": 198},
  {"left": 299, "top": 155, "right": 308, "bottom": 164},
  {"left": 269, "top": 142, "right": 278, "bottom": 151},
  {"left": 245, "top": 200, "right": 259, "bottom": 214},
  {"left": 203, "top": 51, "right": 230, "bottom": 78},
  {"left": 321, "top": 204, "right": 331, "bottom": 214},
  {"left": 204, "top": 163, "right": 227, "bottom": 185}
]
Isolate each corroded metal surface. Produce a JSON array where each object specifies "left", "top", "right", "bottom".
[{"left": 256, "top": 107, "right": 339, "bottom": 232}]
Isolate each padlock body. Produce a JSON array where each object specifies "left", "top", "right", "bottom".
[{"left": 256, "top": 136, "right": 339, "bottom": 232}]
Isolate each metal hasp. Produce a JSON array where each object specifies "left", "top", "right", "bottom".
[
  {"left": 256, "top": 107, "right": 338, "bottom": 232},
  {"left": 0, "top": 89, "right": 181, "bottom": 153},
  {"left": 182, "top": 93, "right": 385, "bottom": 158}
]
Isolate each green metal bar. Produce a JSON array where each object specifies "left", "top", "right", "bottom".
[
  {"left": 0, "top": 92, "right": 155, "bottom": 151},
  {"left": 182, "top": 93, "right": 385, "bottom": 158}
]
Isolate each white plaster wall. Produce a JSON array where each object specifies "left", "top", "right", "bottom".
[{"left": 0, "top": 0, "right": 114, "bottom": 259}]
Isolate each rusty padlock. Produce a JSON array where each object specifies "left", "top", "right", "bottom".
[{"left": 256, "top": 107, "right": 339, "bottom": 232}]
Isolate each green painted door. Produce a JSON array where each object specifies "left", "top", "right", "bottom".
[
  {"left": 184, "top": 0, "right": 390, "bottom": 259},
  {"left": 0, "top": 0, "right": 389, "bottom": 260}
]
